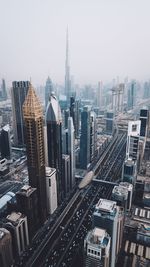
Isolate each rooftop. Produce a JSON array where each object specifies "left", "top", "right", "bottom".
[
  {"left": 120, "top": 182, "right": 133, "bottom": 190},
  {"left": 112, "top": 185, "right": 128, "bottom": 200},
  {"left": 17, "top": 185, "right": 36, "bottom": 196},
  {"left": 85, "top": 227, "right": 110, "bottom": 248},
  {"left": 23, "top": 83, "right": 43, "bottom": 119},
  {"left": 7, "top": 212, "right": 23, "bottom": 223},
  {"left": 95, "top": 198, "right": 117, "bottom": 213},
  {"left": 2, "top": 124, "right": 10, "bottom": 132},
  {"left": 46, "top": 167, "right": 56, "bottom": 176}
]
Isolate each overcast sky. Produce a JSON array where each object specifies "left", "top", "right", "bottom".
[{"left": 0, "top": 0, "right": 150, "bottom": 86}]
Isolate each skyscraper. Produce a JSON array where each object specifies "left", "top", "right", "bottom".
[
  {"left": 65, "top": 28, "right": 71, "bottom": 102},
  {"left": 93, "top": 199, "right": 119, "bottom": 267},
  {"left": 126, "top": 120, "right": 141, "bottom": 161},
  {"left": 63, "top": 116, "right": 75, "bottom": 190},
  {"left": 62, "top": 154, "right": 70, "bottom": 198},
  {"left": 75, "top": 99, "right": 80, "bottom": 138},
  {"left": 80, "top": 106, "right": 91, "bottom": 169},
  {"left": 11, "top": 81, "right": 30, "bottom": 146},
  {"left": 70, "top": 96, "right": 75, "bottom": 126},
  {"left": 45, "top": 167, "right": 58, "bottom": 214},
  {"left": 90, "top": 111, "right": 97, "bottom": 163},
  {"left": 105, "top": 112, "right": 114, "bottom": 135},
  {"left": 84, "top": 227, "right": 111, "bottom": 267},
  {"left": 139, "top": 108, "right": 148, "bottom": 137},
  {"left": 96, "top": 81, "right": 102, "bottom": 109},
  {"left": 5, "top": 212, "right": 29, "bottom": 257},
  {"left": 23, "top": 83, "right": 47, "bottom": 224},
  {"left": 127, "top": 81, "right": 136, "bottom": 110},
  {"left": 122, "top": 158, "right": 137, "bottom": 184},
  {"left": 46, "top": 93, "right": 63, "bottom": 203},
  {"left": 0, "top": 228, "right": 13, "bottom": 267},
  {"left": 1, "top": 79, "right": 7, "bottom": 101},
  {"left": 0, "top": 125, "right": 12, "bottom": 160},
  {"left": 45, "top": 76, "right": 53, "bottom": 109},
  {"left": 16, "top": 185, "right": 39, "bottom": 239}
]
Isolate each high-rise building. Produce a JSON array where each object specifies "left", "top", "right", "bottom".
[
  {"left": 70, "top": 96, "right": 75, "bottom": 126},
  {"left": 64, "top": 109, "right": 70, "bottom": 129},
  {"left": 84, "top": 227, "right": 111, "bottom": 267},
  {"left": 5, "top": 212, "right": 29, "bottom": 257},
  {"left": 105, "top": 112, "right": 114, "bottom": 135},
  {"left": 11, "top": 81, "right": 30, "bottom": 146},
  {"left": 111, "top": 185, "right": 128, "bottom": 210},
  {"left": 143, "top": 81, "right": 150, "bottom": 99},
  {"left": 75, "top": 99, "right": 80, "bottom": 138},
  {"left": 62, "top": 154, "right": 70, "bottom": 198},
  {"left": 111, "top": 84, "right": 124, "bottom": 114},
  {"left": 126, "top": 120, "right": 141, "bottom": 161},
  {"left": 0, "top": 228, "right": 13, "bottom": 267},
  {"left": 43, "top": 125, "right": 49, "bottom": 167},
  {"left": 23, "top": 83, "right": 47, "bottom": 224},
  {"left": 127, "top": 81, "right": 136, "bottom": 110},
  {"left": 46, "top": 92, "right": 63, "bottom": 203},
  {"left": 90, "top": 111, "right": 97, "bottom": 163},
  {"left": 45, "top": 77, "right": 53, "bottom": 109},
  {"left": 16, "top": 185, "right": 39, "bottom": 239},
  {"left": 93, "top": 199, "right": 119, "bottom": 267},
  {"left": 96, "top": 81, "right": 102, "bottom": 109},
  {"left": 119, "top": 182, "right": 133, "bottom": 211},
  {"left": 69, "top": 97, "right": 80, "bottom": 138},
  {"left": 122, "top": 158, "right": 137, "bottom": 184},
  {"left": 45, "top": 167, "right": 57, "bottom": 214},
  {"left": 139, "top": 108, "right": 148, "bottom": 137},
  {"left": 63, "top": 116, "right": 75, "bottom": 190},
  {"left": 1, "top": 79, "right": 7, "bottom": 101},
  {"left": 80, "top": 106, "right": 91, "bottom": 169},
  {"left": 0, "top": 125, "right": 12, "bottom": 160},
  {"left": 65, "top": 28, "right": 71, "bottom": 102}
]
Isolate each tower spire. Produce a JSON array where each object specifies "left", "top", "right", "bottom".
[
  {"left": 66, "top": 26, "right": 69, "bottom": 70},
  {"left": 65, "top": 27, "right": 71, "bottom": 101}
]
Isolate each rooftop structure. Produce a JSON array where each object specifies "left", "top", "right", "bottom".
[
  {"left": 46, "top": 93, "right": 62, "bottom": 123},
  {"left": 84, "top": 227, "right": 111, "bottom": 267},
  {"left": 112, "top": 185, "right": 128, "bottom": 202},
  {"left": 23, "top": 83, "right": 43, "bottom": 119},
  {"left": 7, "top": 211, "right": 24, "bottom": 223},
  {"left": 18, "top": 185, "right": 36, "bottom": 197},
  {"left": 95, "top": 199, "right": 117, "bottom": 214}
]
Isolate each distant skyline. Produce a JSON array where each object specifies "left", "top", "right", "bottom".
[{"left": 1, "top": 0, "right": 150, "bottom": 86}]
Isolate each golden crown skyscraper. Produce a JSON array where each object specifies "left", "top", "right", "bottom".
[{"left": 23, "top": 83, "right": 47, "bottom": 225}]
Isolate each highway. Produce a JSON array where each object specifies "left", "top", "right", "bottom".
[
  {"left": 43, "top": 133, "right": 126, "bottom": 267},
  {"left": 20, "top": 130, "right": 126, "bottom": 267}
]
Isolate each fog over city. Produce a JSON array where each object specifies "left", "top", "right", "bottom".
[{"left": 0, "top": 0, "right": 150, "bottom": 86}]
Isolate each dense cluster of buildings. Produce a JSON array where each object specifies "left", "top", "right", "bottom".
[{"left": 0, "top": 32, "right": 150, "bottom": 267}]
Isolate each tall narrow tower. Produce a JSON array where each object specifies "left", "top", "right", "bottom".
[
  {"left": 65, "top": 28, "right": 71, "bottom": 102},
  {"left": 23, "top": 83, "right": 47, "bottom": 224},
  {"left": 45, "top": 77, "right": 53, "bottom": 110},
  {"left": 11, "top": 81, "right": 30, "bottom": 146},
  {"left": 46, "top": 93, "right": 63, "bottom": 203}
]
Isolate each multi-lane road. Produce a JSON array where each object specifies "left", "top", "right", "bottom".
[{"left": 16, "top": 130, "right": 126, "bottom": 267}]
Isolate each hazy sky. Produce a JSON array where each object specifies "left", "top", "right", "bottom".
[{"left": 1, "top": 0, "right": 150, "bottom": 86}]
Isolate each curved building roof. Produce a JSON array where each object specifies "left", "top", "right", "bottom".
[{"left": 46, "top": 93, "right": 62, "bottom": 123}]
